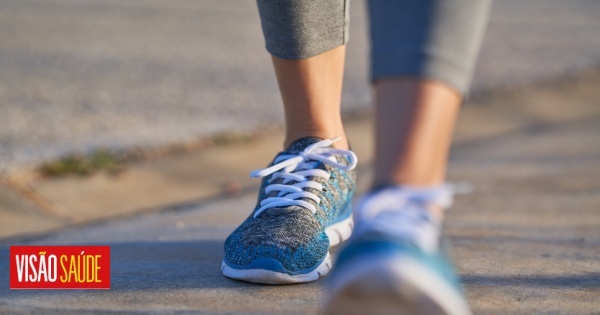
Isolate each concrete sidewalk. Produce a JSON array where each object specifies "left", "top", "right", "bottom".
[{"left": 1, "top": 70, "right": 599, "bottom": 314}]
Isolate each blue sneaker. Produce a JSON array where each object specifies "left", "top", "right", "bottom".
[
  {"left": 222, "top": 137, "right": 358, "bottom": 284},
  {"left": 325, "top": 186, "right": 472, "bottom": 315}
]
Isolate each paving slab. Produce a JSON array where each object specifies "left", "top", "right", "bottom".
[{"left": 1, "top": 107, "right": 599, "bottom": 314}]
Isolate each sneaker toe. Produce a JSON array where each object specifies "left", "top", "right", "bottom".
[{"left": 224, "top": 212, "right": 330, "bottom": 273}]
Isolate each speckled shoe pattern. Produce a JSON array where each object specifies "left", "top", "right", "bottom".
[{"left": 222, "top": 137, "right": 357, "bottom": 284}]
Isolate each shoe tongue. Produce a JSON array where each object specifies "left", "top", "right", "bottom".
[
  {"left": 284, "top": 137, "right": 325, "bottom": 154},
  {"left": 261, "top": 137, "right": 325, "bottom": 216}
]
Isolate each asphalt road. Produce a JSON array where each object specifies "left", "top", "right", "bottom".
[{"left": 1, "top": 0, "right": 599, "bottom": 173}]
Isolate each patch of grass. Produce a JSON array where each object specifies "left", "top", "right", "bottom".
[
  {"left": 211, "top": 132, "right": 257, "bottom": 146},
  {"left": 39, "top": 149, "right": 126, "bottom": 177},
  {"left": 37, "top": 132, "right": 259, "bottom": 178}
]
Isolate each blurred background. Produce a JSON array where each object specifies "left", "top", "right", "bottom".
[
  {"left": 1, "top": 1, "right": 600, "bottom": 314},
  {"left": 1, "top": 0, "right": 600, "bottom": 174}
]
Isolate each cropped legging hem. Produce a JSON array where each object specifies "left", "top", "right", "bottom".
[
  {"left": 371, "top": 51, "right": 475, "bottom": 95},
  {"left": 263, "top": 26, "right": 348, "bottom": 61},
  {"left": 257, "top": 0, "right": 350, "bottom": 61}
]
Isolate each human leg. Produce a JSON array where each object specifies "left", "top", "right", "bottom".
[
  {"left": 272, "top": 46, "right": 348, "bottom": 150},
  {"left": 222, "top": 0, "right": 357, "bottom": 284},
  {"left": 257, "top": 0, "right": 350, "bottom": 149},
  {"left": 326, "top": 1, "right": 492, "bottom": 314},
  {"left": 369, "top": 0, "right": 491, "bottom": 191},
  {"left": 373, "top": 78, "right": 461, "bottom": 192}
]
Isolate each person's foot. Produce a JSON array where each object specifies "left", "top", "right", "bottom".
[
  {"left": 222, "top": 137, "right": 357, "bottom": 284},
  {"left": 325, "top": 186, "right": 472, "bottom": 315}
]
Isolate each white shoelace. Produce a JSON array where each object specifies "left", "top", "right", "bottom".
[
  {"left": 250, "top": 137, "right": 358, "bottom": 218},
  {"left": 353, "top": 184, "right": 471, "bottom": 253}
]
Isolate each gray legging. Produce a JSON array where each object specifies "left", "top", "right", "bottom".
[{"left": 256, "top": 0, "right": 492, "bottom": 94}]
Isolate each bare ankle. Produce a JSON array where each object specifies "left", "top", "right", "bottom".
[{"left": 284, "top": 132, "right": 349, "bottom": 150}]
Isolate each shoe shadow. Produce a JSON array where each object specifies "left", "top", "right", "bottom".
[{"left": 108, "top": 240, "right": 262, "bottom": 291}]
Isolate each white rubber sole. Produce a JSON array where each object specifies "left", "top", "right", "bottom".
[
  {"left": 222, "top": 215, "right": 354, "bottom": 284},
  {"left": 325, "top": 255, "right": 472, "bottom": 315},
  {"left": 326, "top": 214, "right": 354, "bottom": 247}
]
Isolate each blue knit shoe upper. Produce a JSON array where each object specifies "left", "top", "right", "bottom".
[
  {"left": 334, "top": 233, "right": 463, "bottom": 293},
  {"left": 326, "top": 186, "right": 471, "bottom": 314},
  {"left": 223, "top": 137, "right": 357, "bottom": 283}
]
